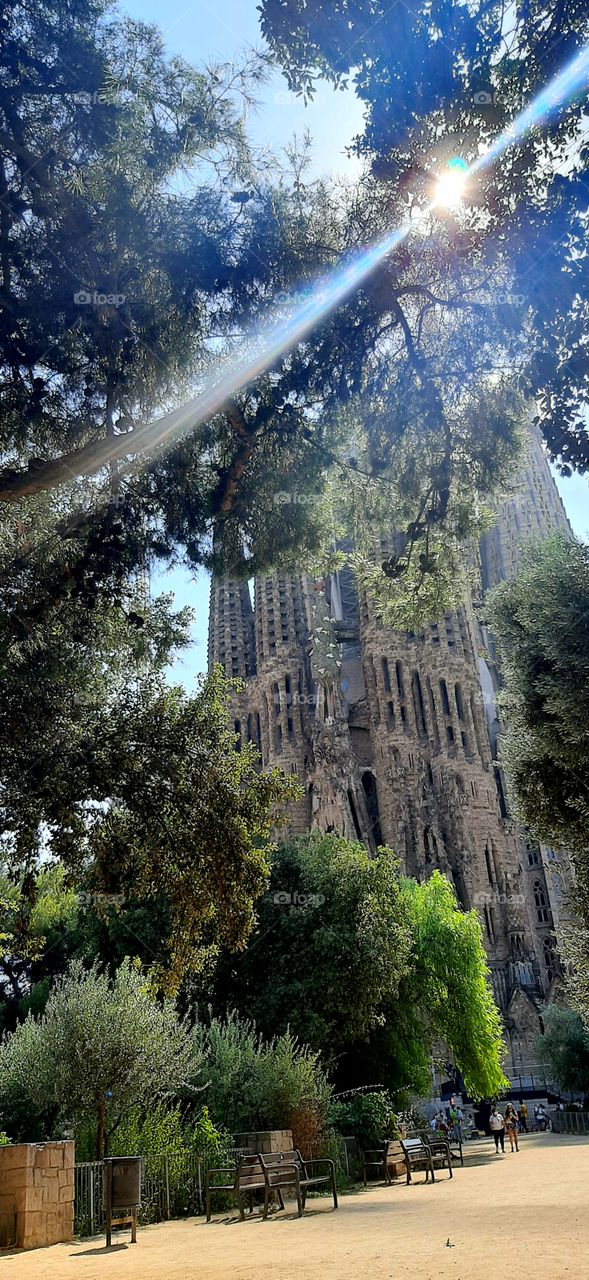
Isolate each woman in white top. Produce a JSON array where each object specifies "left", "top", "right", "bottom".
[{"left": 489, "top": 1106, "right": 505, "bottom": 1153}]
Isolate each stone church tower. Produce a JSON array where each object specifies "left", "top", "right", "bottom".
[{"left": 208, "top": 421, "right": 573, "bottom": 1078}]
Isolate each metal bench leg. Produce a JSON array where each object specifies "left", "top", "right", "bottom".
[
  {"left": 131, "top": 1211, "right": 137, "bottom": 1244},
  {"left": 238, "top": 1195, "right": 246, "bottom": 1221}
]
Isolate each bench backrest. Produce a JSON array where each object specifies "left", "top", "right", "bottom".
[
  {"left": 260, "top": 1150, "right": 304, "bottom": 1169},
  {"left": 259, "top": 1150, "right": 305, "bottom": 1183},
  {"left": 401, "top": 1137, "right": 428, "bottom": 1157},
  {"left": 235, "top": 1155, "right": 266, "bottom": 1190}
]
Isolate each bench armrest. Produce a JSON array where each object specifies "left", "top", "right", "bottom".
[
  {"left": 303, "top": 1158, "right": 335, "bottom": 1171},
  {"left": 205, "top": 1167, "right": 237, "bottom": 1187}
]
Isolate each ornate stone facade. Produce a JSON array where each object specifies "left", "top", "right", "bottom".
[{"left": 208, "top": 422, "right": 574, "bottom": 1077}]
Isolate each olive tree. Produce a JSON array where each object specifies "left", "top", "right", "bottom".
[{"left": 0, "top": 959, "right": 198, "bottom": 1156}]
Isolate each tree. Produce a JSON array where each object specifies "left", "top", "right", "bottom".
[
  {"left": 0, "top": 958, "right": 198, "bottom": 1156},
  {"left": 0, "top": 0, "right": 530, "bottom": 634},
  {"left": 397, "top": 873, "right": 508, "bottom": 1100},
  {"left": 210, "top": 834, "right": 508, "bottom": 1100},
  {"left": 0, "top": 514, "right": 301, "bottom": 988},
  {"left": 536, "top": 1005, "right": 589, "bottom": 1101},
  {"left": 486, "top": 532, "right": 589, "bottom": 1014},
  {"left": 259, "top": 0, "right": 589, "bottom": 473}
]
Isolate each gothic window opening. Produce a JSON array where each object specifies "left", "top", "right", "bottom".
[
  {"left": 543, "top": 937, "right": 558, "bottom": 985},
  {"left": 455, "top": 683, "right": 465, "bottom": 721},
  {"left": 440, "top": 679, "right": 451, "bottom": 717},
  {"left": 386, "top": 700, "right": 395, "bottom": 729},
  {"left": 528, "top": 848, "right": 540, "bottom": 866},
  {"left": 427, "top": 678, "right": 440, "bottom": 750},
  {"left": 411, "top": 671, "right": 427, "bottom": 737},
  {"left": 493, "top": 764, "right": 508, "bottom": 819},
  {"left": 382, "top": 657, "right": 392, "bottom": 693},
  {"left": 396, "top": 660, "right": 405, "bottom": 700},
  {"left": 368, "top": 658, "right": 381, "bottom": 726},
  {"left": 484, "top": 842, "right": 494, "bottom": 885},
  {"left": 362, "top": 771, "right": 383, "bottom": 846},
  {"left": 533, "top": 879, "right": 550, "bottom": 924},
  {"left": 348, "top": 788, "right": 363, "bottom": 841}
]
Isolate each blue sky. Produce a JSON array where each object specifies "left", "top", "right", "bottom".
[{"left": 123, "top": 0, "right": 589, "bottom": 685}]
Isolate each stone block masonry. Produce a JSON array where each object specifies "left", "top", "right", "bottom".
[{"left": 0, "top": 1142, "right": 74, "bottom": 1250}]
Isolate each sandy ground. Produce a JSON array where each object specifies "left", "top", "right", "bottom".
[{"left": 2, "top": 1133, "right": 587, "bottom": 1280}]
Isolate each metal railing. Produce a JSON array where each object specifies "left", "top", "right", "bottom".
[
  {"left": 549, "top": 1111, "right": 589, "bottom": 1135},
  {"left": 74, "top": 1147, "right": 250, "bottom": 1238}
]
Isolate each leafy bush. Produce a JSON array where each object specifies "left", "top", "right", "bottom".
[
  {"left": 196, "top": 1011, "right": 332, "bottom": 1137},
  {"left": 0, "top": 1130, "right": 10, "bottom": 1145},
  {"left": 328, "top": 1090, "right": 398, "bottom": 1152},
  {"left": 108, "top": 1102, "right": 229, "bottom": 1165}
]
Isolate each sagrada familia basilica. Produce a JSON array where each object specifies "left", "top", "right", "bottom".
[{"left": 209, "top": 422, "right": 573, "bottom": 1079}]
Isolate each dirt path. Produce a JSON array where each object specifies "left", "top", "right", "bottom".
[{"left": 2, "top": 1134, "right": 587, "bottom": 1280}]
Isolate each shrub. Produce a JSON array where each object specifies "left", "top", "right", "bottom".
[
  {"left": 328, "top": 1089, "right": 398, "bottom": 1152},
  {"left": 196, "top": 1011, "right": 332, "bottom": 1137}
]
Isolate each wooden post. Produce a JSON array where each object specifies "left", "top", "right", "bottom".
[
  {"left": 89, "top": 1165, "right": 95, "bottom": 1238},
  {"left": 164, "top": 1156, "right": 170, "bottom": 1220},
  {"left": 104, "top": 1161, "right": 112, "bottom": 1248}
]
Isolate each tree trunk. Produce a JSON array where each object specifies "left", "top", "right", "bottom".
[{"left": 96, "top": 1094, "right": 105, "bottom": 1160}]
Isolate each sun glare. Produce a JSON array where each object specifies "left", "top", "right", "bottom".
[{"left": 435, "top": 158, "right": 469, "bottom": 207}]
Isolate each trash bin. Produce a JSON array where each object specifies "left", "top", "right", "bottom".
[{"left": 103, "top": 1157, "right": 142, "bottom": 1245}]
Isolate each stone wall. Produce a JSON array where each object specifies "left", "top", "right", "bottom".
[
  {"left": 0, "top": 1141, "right": 74, "bottom": 1250},
  {"left": 233, "top": 1130, "right": 293, "bottom": 1154}
]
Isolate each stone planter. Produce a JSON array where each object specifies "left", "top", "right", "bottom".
[{"left": 0, "top": 1142, "right": 74, "bottom": 1250}]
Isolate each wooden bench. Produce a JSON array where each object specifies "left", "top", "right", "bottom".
[
  {"left": 417, "top": 1128, "right": 464, "bottom": 1168},
  {"left": 401, "top": 1135, "right": 453, "bottom": 1182},
  {"left": 205, "top": 1155, "right": 285, "bottom": 1222},
  {"left": 362, "top": 1140, "right": 408, "bottom": 1187},
  {"left": 259, "top": 1150, "right": 338, "bottom": 1216}
]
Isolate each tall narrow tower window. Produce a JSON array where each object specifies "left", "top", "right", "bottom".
[
  {"left": 411, "top": 671, "right": 427, "bottom": 737},
  {"left": 533, "top": 880, "right": 550, "bottom": 924},
  {"left": 382, "top": 657, "right": 392, "bottom": 693}
]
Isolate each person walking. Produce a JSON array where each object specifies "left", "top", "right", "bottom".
[
  {"left": 505, "top": 1104, "right": 520, "bottom": 1151},
  {"left": 519, "top": 1100, "right": 528, "bottom": 1133},
  {"left": 489, "top": 1105, "right": 506, "bottom": 1153}
]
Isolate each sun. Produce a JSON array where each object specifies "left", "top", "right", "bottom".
[{"left": 435, "top": 157, "right": 469, "bottom": 207}]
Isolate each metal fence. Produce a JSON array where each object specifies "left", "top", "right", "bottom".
[
  {"left": 549, "top": 1111, "right": 589, "bottom": 1135},
  {"left": 74, "top": 1148, "right": 249, "bottom": 1238}
]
